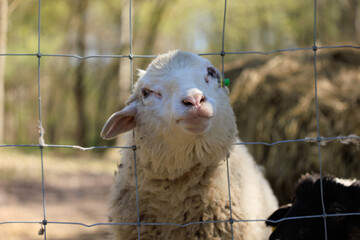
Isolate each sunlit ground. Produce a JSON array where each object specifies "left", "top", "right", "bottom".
[{"left": 0, "top": 149, "right": 120, "bottom": 240}]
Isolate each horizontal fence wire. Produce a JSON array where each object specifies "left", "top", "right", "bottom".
[
  {"left": 2, "top": 45, "right": 360, "bottom": 58},
  {"left": 1, "top": 0, "right": 360, "bottom": 239},
  {"left": 0, "top": 135, "right": 359, "bottom": 150},
  {"left": 3, "top": 212, "right": 360, "bottom": 227}
]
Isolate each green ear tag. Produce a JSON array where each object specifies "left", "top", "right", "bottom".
[{"left": 224, "top": 78, "right": 230, "bottom": 87}]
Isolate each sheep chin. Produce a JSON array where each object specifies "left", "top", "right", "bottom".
[{"left": 177, "top": 116, "right": 212, "bottom": 134}]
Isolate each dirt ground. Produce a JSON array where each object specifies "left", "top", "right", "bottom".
[{"left": 0, "top": 149, "right": 120, "bottom": 240}]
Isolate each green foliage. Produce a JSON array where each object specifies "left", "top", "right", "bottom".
[{"left": 3, "top": 0, "right": 359, "bottom": 146}]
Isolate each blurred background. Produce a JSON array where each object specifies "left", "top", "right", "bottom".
[{"left": 0, "top": 0, "right": 359, "bottom": 239}]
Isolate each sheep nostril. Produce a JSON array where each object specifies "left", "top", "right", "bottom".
[
  {"left": 182, "top": 99, "right": 194, "bottom": 106},
  {"left": 182, "top": 94, "right": 205, "bottom": 108}
]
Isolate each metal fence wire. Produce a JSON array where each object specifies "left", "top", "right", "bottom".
[{"left": 1, "top": 0, "right": 360, "bottom": 239}]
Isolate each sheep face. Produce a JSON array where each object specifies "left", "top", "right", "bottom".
[
  {"left": 101, "top": 50, "right": 235, "bottom": 142},
  {"left": 139, "top": 67, "right": 218, "bottom": 135}
]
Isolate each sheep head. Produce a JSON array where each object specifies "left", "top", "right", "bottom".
[
  {"left": 101, "top": 50, "right": 236, "bottom": 142},
  {"left": 101, "top": 51, "right": 237, "bottom": 178}
]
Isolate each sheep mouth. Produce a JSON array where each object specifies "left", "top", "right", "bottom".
[{"left": 177, "top": 116, "right": 212, "bottom": 134}]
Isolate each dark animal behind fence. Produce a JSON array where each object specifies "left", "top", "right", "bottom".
[{"left": 266, "top": 173, "right": 360, "bottom": 240}]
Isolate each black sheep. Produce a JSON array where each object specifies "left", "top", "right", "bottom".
[{"left": 266, "top": 174, "right": 360, "bottom": 240}]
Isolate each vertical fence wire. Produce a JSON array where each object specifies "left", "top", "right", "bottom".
[
  {"left": 127, "top": 1, "right": 141, "bottom": 239},
  {"left": 1, "top": 0, "right": 360, "bottom": 239},
  {"left": 220, "top": 0, "right": 235, "bottom": 239},
  {"left": 36, "top": 0, "right": 48, "bottom": 239},
  {"left": 312, "top": 1, "right": 328, "bottom": 239}
]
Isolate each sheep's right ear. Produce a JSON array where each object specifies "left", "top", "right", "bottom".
[
  {"left": 100, "top": 101, "right": 138, "bottom": 140},
  {"left": 137, "top": 69, "right": 146, "bottom": 78}
]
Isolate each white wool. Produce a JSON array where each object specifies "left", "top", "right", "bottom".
[
  {"left": 334, "top": 177, "right": 357, "bottom": 187},
  {"left": 102, "top": 50, "right": 278, "bottom": 240}
]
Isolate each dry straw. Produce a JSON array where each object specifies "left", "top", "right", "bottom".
[{"left": 229, "top": 49, "right": 360, "bottom": 204}]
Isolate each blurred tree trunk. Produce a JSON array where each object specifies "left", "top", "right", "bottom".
[
  {"left": 139, "top": 0, "right": 173, "bottom": 68},
  {"left": 336, "top": 0, "right": 360, "bottom": 42},
  {"left": 0, "top": 0, "right": 8, "bottom": 144},
  {"left": 118, "top": 0, "right": 131, "bottom": 106},
  {"left": 347, "top": 0, "right": 360, "bottom": 42},
  {"left": 74, "top": 0, "right": 88, "bottom": 146},
  {"left": 118, "top": 0, "right": 174, "bottom": 98},
  {"left": 113, "top": 1, "right": 133, "bottom": 148},
  {"left": 114, "top": 0, "right": 174, "bottom": 148}
]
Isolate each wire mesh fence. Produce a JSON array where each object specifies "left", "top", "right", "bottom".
[{"left": 1, "top": 0, "right": 360, "bottom": 239}]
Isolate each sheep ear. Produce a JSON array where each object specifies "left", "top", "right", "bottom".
[
  {"left": 101, "top": 101, "right": 138, "bottom": 140},
  {"left": 137, "top": 69, "right": 146, "bottom": 78}
]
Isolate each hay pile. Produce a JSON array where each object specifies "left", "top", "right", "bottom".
[{"left": 227, "top": 49, "right": 360, "bottom": 204}]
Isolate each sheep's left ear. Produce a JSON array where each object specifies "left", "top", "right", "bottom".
[{"left": 100, "top": 101, "right": 138, "bottom": 140}]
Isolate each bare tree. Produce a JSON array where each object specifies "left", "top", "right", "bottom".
[
  {"left": 0, "top": 0, "right": 8, "bottom": 144},
  {"left": 113, "top": 1, "right": 132, "bottom": 148},
  {"left": 74, "top": 0, "right": 88, "bottom": 146},
  {"left": 118, "top": 0, "right": 131, "bottom": 105},
  {"left": 138, "top": 0, "right": 173, "bottom": 68}
]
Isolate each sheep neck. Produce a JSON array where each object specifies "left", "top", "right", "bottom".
[
  {"left": 140, "top": 162, "right": 219, "bottom": 201},
  {"left": 134, "top": 128, "right": 232, "bottom": 181}
]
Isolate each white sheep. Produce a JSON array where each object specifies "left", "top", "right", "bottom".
[{"left": 101, "top": 50, "right": 278, "bottom": 240}]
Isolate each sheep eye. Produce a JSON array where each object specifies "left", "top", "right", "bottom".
[
  {"left": 141, "top": 88, "right": 151, "bottom": 98},
  {"left": 207, "top": 67, "right": 218, "bottom": 79}
]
